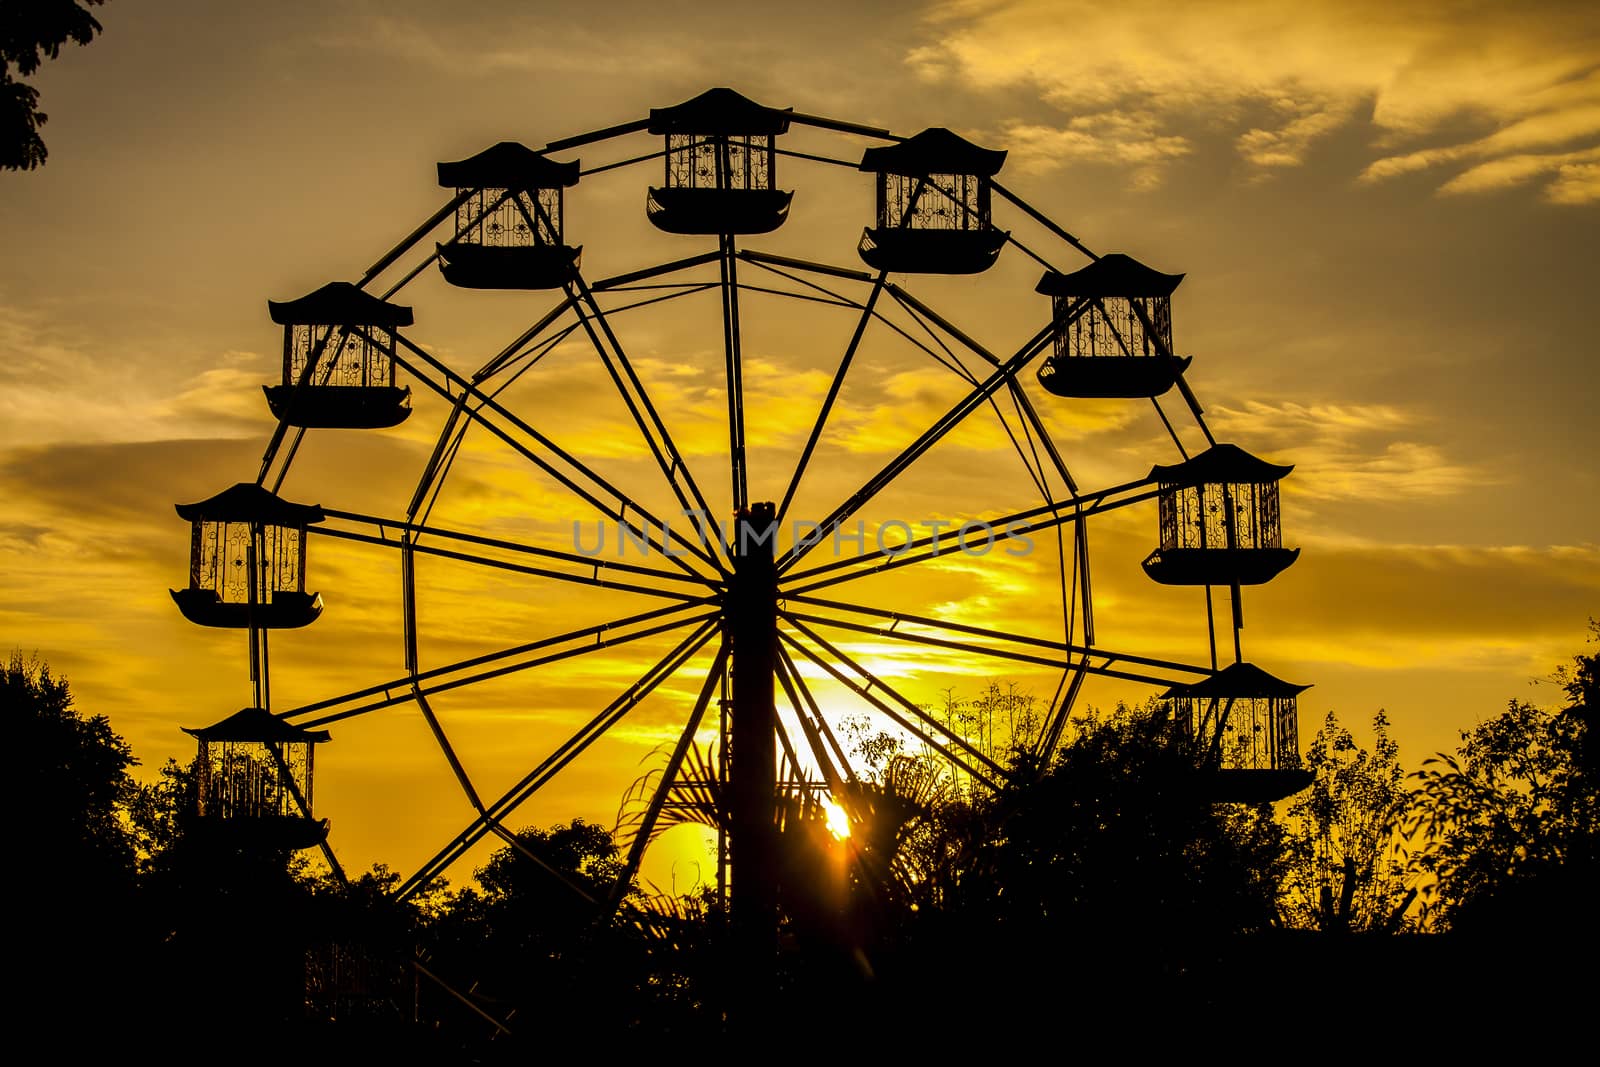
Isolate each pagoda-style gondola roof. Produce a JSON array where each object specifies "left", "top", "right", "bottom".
[
  {"left": 267, "top": 282, "right": 414, "bottom": 328},
  {"left": 174, "top": 483, "right": 326, "bottom": 525},
  {"left": 1148, "top": 443, "right": 1294, "bottom": 486},
  {"left": 1036, "top": 253, "right": 1185, "bottom": 298},
  {"left": 183, "top": 705, "right": 331, "bottom": 743},
  {"left": 647, "top": 87, "right": 792, "bottom": 135},
  {"left": 1162, "top": 662, "right": 1310, "bottom": 700},
  {"left": 859, "top": 128, "right": 1007, "bottom": 178},
  {"left": 437, "top": 141, "right": 580, "bottom": 189}
]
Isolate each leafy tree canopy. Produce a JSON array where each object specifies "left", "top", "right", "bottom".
[
  {"left": 6, "top": 649, "right": 139, "bottom": 883},
  {"left": 1406, "top": 624, "right": 1599, "bottom": 935},
  {"left": 1279, "top": 709, "right": 1414, "bottom": 932},
  {"left": 920, "top": 701, "right": 1285, "bottom": 948},
  {"left": 1, "top": 0, "right": 108, "bottom": 170}
]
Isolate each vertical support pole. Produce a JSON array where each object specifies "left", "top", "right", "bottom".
[
  {"left": 246, "top": 529, "right": 263, "bottom": 710},
  {"left": 1222, "top": 484, "right": 1244, "bottom": 662},
  {"left": 721, "top": 234, "right": 750, "bottom": 512},
  {"left": 717, "top": 662, "right": 729, "bottom": 912},
  {"left": 728, "top": 501, "right": 778, "bottom": 1028},
  {"left": 1204, "top": 586, "right": 1219, "bottom": 671}
]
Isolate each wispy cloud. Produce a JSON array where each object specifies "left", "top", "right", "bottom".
[
  {"left": 0, "top": 303, "right": 278, "bottom": 447},
  {"left": 910, "top": 0, "right": 1600, "bottom": 201},
  {"left": 1001, "top": 111, "right": 1193, "bottom": 187},
  {"left": 1209, "top": 400, "right": 1483, "bottom": 502}
]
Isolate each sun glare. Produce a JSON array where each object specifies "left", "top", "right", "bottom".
[{"left": 824, "top": 800, "right": 852, "bottom": 840}]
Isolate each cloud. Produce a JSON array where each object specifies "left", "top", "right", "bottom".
[
  {"left": 909, "top": 0, "right": 1600, "bottom": 200},
  {"left": 1546, "top": 160, "right": 1600, "bottom": 204},
  {"left": 0, "top": 303, "right": 279, "bottom": 447},
  {"left": 1435, "top": 145, "right": 1600, "bottom": 202},
  {"left": 1001, "top": 112, "right": 1193, "bottom": 186},
  {"left": 1209, "top": 400, "right": 1483, "bottom": 502},
  {"left": 1237, "top": 103, "right": 1360, "bottom": 170}
]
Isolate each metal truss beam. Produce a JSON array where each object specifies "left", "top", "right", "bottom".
[
  {"left": 316, "top": 507, "right": 712, "bottom": 590},
  {"left": 384, "top": 329, "right": 721, "bottom": 575},
  {"left": 396, "top": 619, "right": 718, "bottom": 900},
  {"left": 283, "top": 604, "right": 716, "bottom": 727}
]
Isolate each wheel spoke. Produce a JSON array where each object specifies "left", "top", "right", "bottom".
[
  {"left": 385, "top": 329, "right": 724, "bottom": 575},
  {"left": 885, "top": 282, "right": 1080, "bottom": 495},
  {"left": 774, "top": 265, "right": 887, "bottom": 525},
  {"left": 778, "top": 627, "right": 1003, "bottom": 790},
  {"left": 255, "top": 324, "right": 351, "bottom": 489},
  {"left": 283, "top": 603, "right": 717, "bottom": 726},
  {"left": 358, "top": 188, "right": 476, "bottom": 289},
  {"left": 313, "top": 526, "right": 708, "bottom": 602},
  {"left": 777, "top": 308, "right": 1075, "bottom": 574},
  {"left": 317, "top": 508, "right": 713, "bottom": 591},
  {"left": 412, "top": 685, "right": 486, "bottom": 813},
  {"left": 782, "top": 480, "right": 1157, "bottom": 594},
  {"left": 780, "top": 602, "right": 1208, "bottom": 684},
  {"left": 1037, "top": 660, "right": 1091, "bottom": 759},
  {"left": 773, "top": 649, "right": 851, "bottom": 791},
  {"left": 783, "top": 614, "right": 1012, "bottom": 782},
  {"left": 409, "top": 326, "right": 579, "bottom": 527},
  {"left": 610, "top": 642, "right": 730, "bottom": 907},
  {"left": 739, "top": 253, "right": 967, "bottom": 372},
  {"left": 396, "top": 618, "right": 718, "bottom": 900},
  {"left": 566, "top": 272, "right": 728, "bottom": 571}
]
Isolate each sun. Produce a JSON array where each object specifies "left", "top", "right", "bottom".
[{"left": 824, "top": 799, "right": 852, "bottom": 841}]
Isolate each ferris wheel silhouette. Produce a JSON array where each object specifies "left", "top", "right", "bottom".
[{"left": 168, "top": 87, "right": 1309, "bottom": 920}]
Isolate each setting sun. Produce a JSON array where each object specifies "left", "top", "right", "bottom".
[{"left": 824, "top": 800, "right": 852, "bottom": 841}]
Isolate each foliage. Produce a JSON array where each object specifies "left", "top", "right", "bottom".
[
  {"left": 909, "top": 701, "right": 1285, "bottom": 959},
  {"left": 122, "top": 756, "right": 195, "bottom": 866},
  {"left": 1, "top": 0, "right": 108, "bottom": 169},
  {"left": 1404, "top": 626, "right": 1598, "bottom": 935},
  {"left": 841, "top": 679, "right": 1043, "bottom": 790},
  {"left": 1279, "top": 710, "right": 1414, "bottom": 932},
  {"left": 6, "top": 649, "right": 139, "bottom": 884},
  {"left": 932, "top": 679, "right": 1043, "bottom": 766},
  {"left": 419, "top": 820, "right": 659, "bottom": 1043},
  {"left": 472, "top": 817, "right": 626, "bottom": 904}
]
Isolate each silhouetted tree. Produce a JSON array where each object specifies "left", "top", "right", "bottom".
[
  {"left": 122, "top": 755, "right": 195, "bottom": 866},
  {"left": 299, "top": 863, "right": 429, "bottom": 1033},
  {"left": 1406, "top": 627, "right": 1598, "bottom": 937},
  {"left": 7, "top": 650, "right": 139, "bottom": 877},
  {"left": 419, "top": 820, "right": 660, "bottom": 1048},
  {"left": 128, "top": 748, "right": 328, "bottom": 1037},
  {"left": 885, "top": 701, "right": 1286, "bottom": 1025},
  {"left": 841, "top": 682, "right": 1041, "bottom": 784},
  {"left": 1279, "top": 710, "right": 1415, "bottom": 932},
  {"left": 5, "top": 650, "right": 145, "bottom": 1037},
  {"left": 1, "top": 0, "right": 109, "bottom": 170}
]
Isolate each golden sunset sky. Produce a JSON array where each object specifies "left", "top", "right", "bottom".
[{"left": 3, "top": 0, "right": 1596, "bottom": 892}]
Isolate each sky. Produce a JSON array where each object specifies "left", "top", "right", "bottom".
[{"left": 3, "top": 0, "right": 1596, "bottom": 893}]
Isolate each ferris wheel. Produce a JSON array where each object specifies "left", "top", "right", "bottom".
[{"left": 169, "top": 87, "right": 1310, "bottom": 914}]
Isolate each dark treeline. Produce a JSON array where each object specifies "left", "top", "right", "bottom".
[{"left": 9, "top": 628, "right": 1595, "bottom": 1056}]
